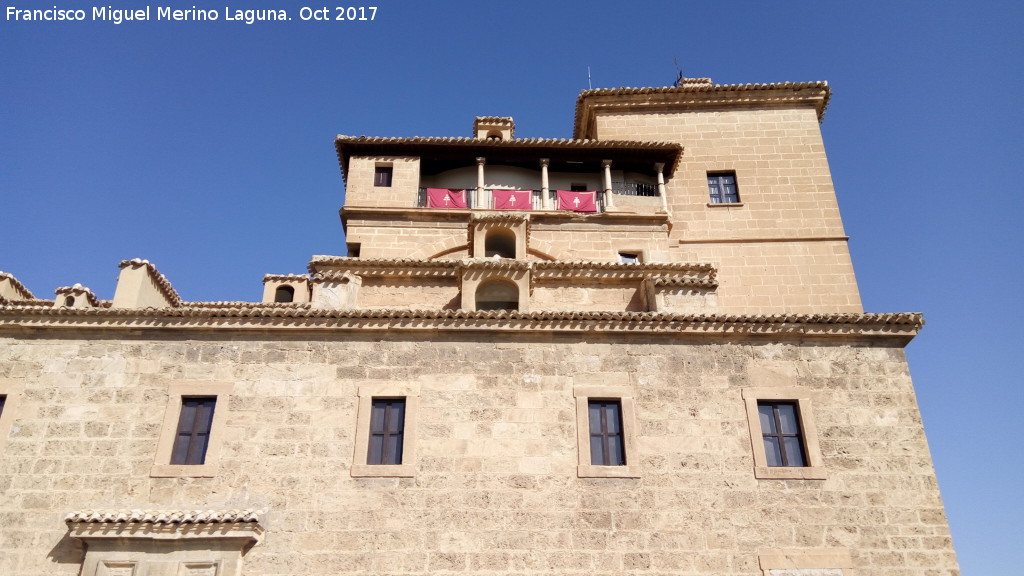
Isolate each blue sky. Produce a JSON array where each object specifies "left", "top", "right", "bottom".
[{"left": 2, "top": 1, "right": 1021, "bottom": 572}]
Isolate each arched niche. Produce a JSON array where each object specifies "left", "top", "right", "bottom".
[
  {"left": 475, "top": 279, "right": 519, "bottom": 311},
  {"left": 484, "top": 227, "right": 517, "bottom": 258}
]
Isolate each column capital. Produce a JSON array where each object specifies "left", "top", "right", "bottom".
[
  {"left": 476, "top": 157, "right": 486, "bottom": 166},
  {"left": 539, "top": 158, "right": 550, "bottom": 167},
  {"left": 653, "top": 162, "right": 665, "bottom": 172},
  {"left": 601, "top": 159, "right": 613, "bottom": 168}
]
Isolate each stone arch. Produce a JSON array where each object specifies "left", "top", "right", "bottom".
[
  {"left": 475, "top": 278, "right": 519, "bottom": 311},
  {"left": 484, "top": 227, "right": 517, "bottom": 258}
]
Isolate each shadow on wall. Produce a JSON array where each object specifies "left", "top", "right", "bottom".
[{"left": 48, "top": 531, "right": 84, "bottom": 567}]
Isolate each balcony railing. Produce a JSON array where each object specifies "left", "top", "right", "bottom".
[
  {"left": 612, "top": 182, "right": 659, "bottom": 197},
  {"left": 417, "top": 188, "right": 608, "bottom": 213}
]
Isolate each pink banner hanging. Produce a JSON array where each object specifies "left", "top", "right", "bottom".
[
  {"left": 492, "top": 189, "right": 532, "bottom": 210},
  {"left": 426, "top": 188, "right": 467, "bottom": 209},
  {"left": 556, "top": 190, "right": 597, "bottom": 213}
]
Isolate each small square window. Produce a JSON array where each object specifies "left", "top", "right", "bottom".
[
  {"left": 742, "top": 387, "right": 825, "bottom": 480},
  {"left": 708, "top": 172, "right": 740, "bottom": 204},
  {"left": 374, "top": 166, "right": 393, "bottom": 187},
  {"left": 171, "top": 397, "right": 217, "bottom": 465}
]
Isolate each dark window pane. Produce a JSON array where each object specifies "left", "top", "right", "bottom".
[
  {"left": 783, "top": 437, "right": 807, "bottom": 467},
  {"left": 0, "top": 395, "right": 6, "bottom": 419},
  {"left": 708, "top": 172, "right": 740, "bottom": 203},
  {"left": 374, "top": 166, "right": 393, "bottom": 187},
  {"left": 368, "top": 435, "right": 384, "bottom": 465},
  {"left": 590, "top": 434, "right": 604, "bottom": 465},
  {"left": 763, "top": 437, "right": 783, "bottom": 467},
  {"left": 170, "top": 397, "right": 216, "bottom": 465},
  {"left": 607, "top": 435, "right": 625, "bottom": 466},
  {"left": 757, "top": 401, "right": 807, "bottom": 468},
  {"left": 588, "top": 400, "right": 626, "bottom": 467},
  {"left": 588, "top": 403, "right": 603, "bottom": 434},
  {"left": 777, "top": 404, "right": 800, "bottom": 434},
  {"left": 758, "top": 404, "right": 776, "bottom": 433},
  {"left": 367, "top": 398, "right": 405, "bottom": 465}
]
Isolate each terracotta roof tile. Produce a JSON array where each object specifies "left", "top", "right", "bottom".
[
  {"left": 0, "top": 271, "right": 36, "bottom": 300},
  {"left": 65, "top": 509, "right": 261, "bottom": 525},
  {"left": 574, "top": 80, "right": 831, "bottom": 137},
  {"left": 54, "top": 284, "right": 102, "bottom": 307}
]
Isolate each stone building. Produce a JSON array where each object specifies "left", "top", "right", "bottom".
[{"left": 0, "top": 77, "right": 960, "bottom": 575}]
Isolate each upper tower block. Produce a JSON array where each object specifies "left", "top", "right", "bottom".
[{"left": 335, "top": 77, "right": 862, "bottom": 314}]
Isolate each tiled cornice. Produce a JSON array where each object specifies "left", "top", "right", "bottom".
[
  {"left": 0, "top": 305, "right": 923, "bottom": 342},
  {"left": 66, "top": 509, "right": 261, "bottom": 525},
  {"left": 574, "top": 81, "right": 831, "bottom": 137}
]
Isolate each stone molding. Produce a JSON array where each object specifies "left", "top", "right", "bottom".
[
  {"left": 0, "top": 305, "right": 924, "bottom": 342},
  {"left": 574, "top": 81, "right": 831, "bottom": 138}
]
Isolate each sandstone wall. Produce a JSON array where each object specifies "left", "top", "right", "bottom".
[
  {"left": 0, "top": 332, "right": 957, "bottom": 575},
  {"left": 594, "top": 106, "right": 863, "bottom": 314}
]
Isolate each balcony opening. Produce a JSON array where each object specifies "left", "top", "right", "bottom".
[
  {"left": 475, "top": 279, "right": 519, "bottom": 311},
  {"left": 484, "top": 228, "right": 517, "bottom": 259},
  {"left": 274, "top": 286, "right": 295, "bottom": 303}
]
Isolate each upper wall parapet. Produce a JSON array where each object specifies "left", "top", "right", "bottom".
[{"left": 573, "top": 79, "right": 831, "bottom": 139}]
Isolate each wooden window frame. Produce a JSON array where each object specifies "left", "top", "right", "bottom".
[
  {"left": 151, "top": 382, "right": 233, "bottom": 478},
  {"left": 170, "top": 396, "right": 217, "bottom": 466},
  {"left": 374, "top": 165, "right": 393, "bottom": 187},
  {"left": 707, "top": 171, "right": 741, "bottom": 204},
  {"left": 366, "top": 398, "right": 406, "bottom": 465},
  {"left": 742, "top": 387, "right": 826, "bottom": 480},
  {"left": 351, "top": 384, "right": 419, "bottom": 477},
  {"left": 588, "top": 400, "right": 626, "bottom": 466},
  {"left": 574, "top": 386, "right": 640, "bottom": 478}
]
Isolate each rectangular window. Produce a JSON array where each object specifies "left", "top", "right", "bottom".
[
  {"left": 588, "top": 400, "right": 626, "bottom": 466},
  {"left": 351, "top": 385, "right": 418, "bottom": 477},
  {"left": 0, "top": 394, "right": 5, "bottom": 419},
  {"left": 574, "top": 387, "right": 639, "bottom": 478},
  {"left": 374, "top": 166, "right": 393, "bottom": 187},
  {"left": 757, "top": 401, "right": 806, "bottom": 467},
  {"left": 367, "top": 398, "right": 406, "bottom": 465},
  {"left": 708, "top": 172, "right": 740, "bottom": 204},
  {"left": 170, "top": 397, "right": 216, "bottom": 465},
  {"left": 742, "top": 387, "right": 825, "bottom": 479}
]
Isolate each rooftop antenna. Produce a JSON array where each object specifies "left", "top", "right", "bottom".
[
  {"left": 587, "top": 66, "right": 592, "bottom": 90},
  {"left": 673, "top": 57, "right": 683, "bottom": 87}
]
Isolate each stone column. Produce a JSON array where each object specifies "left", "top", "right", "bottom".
[
  {"left": 476, "top": 157, "right": 486, "bottom": 209},
  {"left": 540, "top": 158, "right": 550, "bottom": 210},
  {"left": 602, "top": 160, "right": 615, "bottom": 210},
  {"left": 655, "top": 162, "right": 669, "bottom": 214}
]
